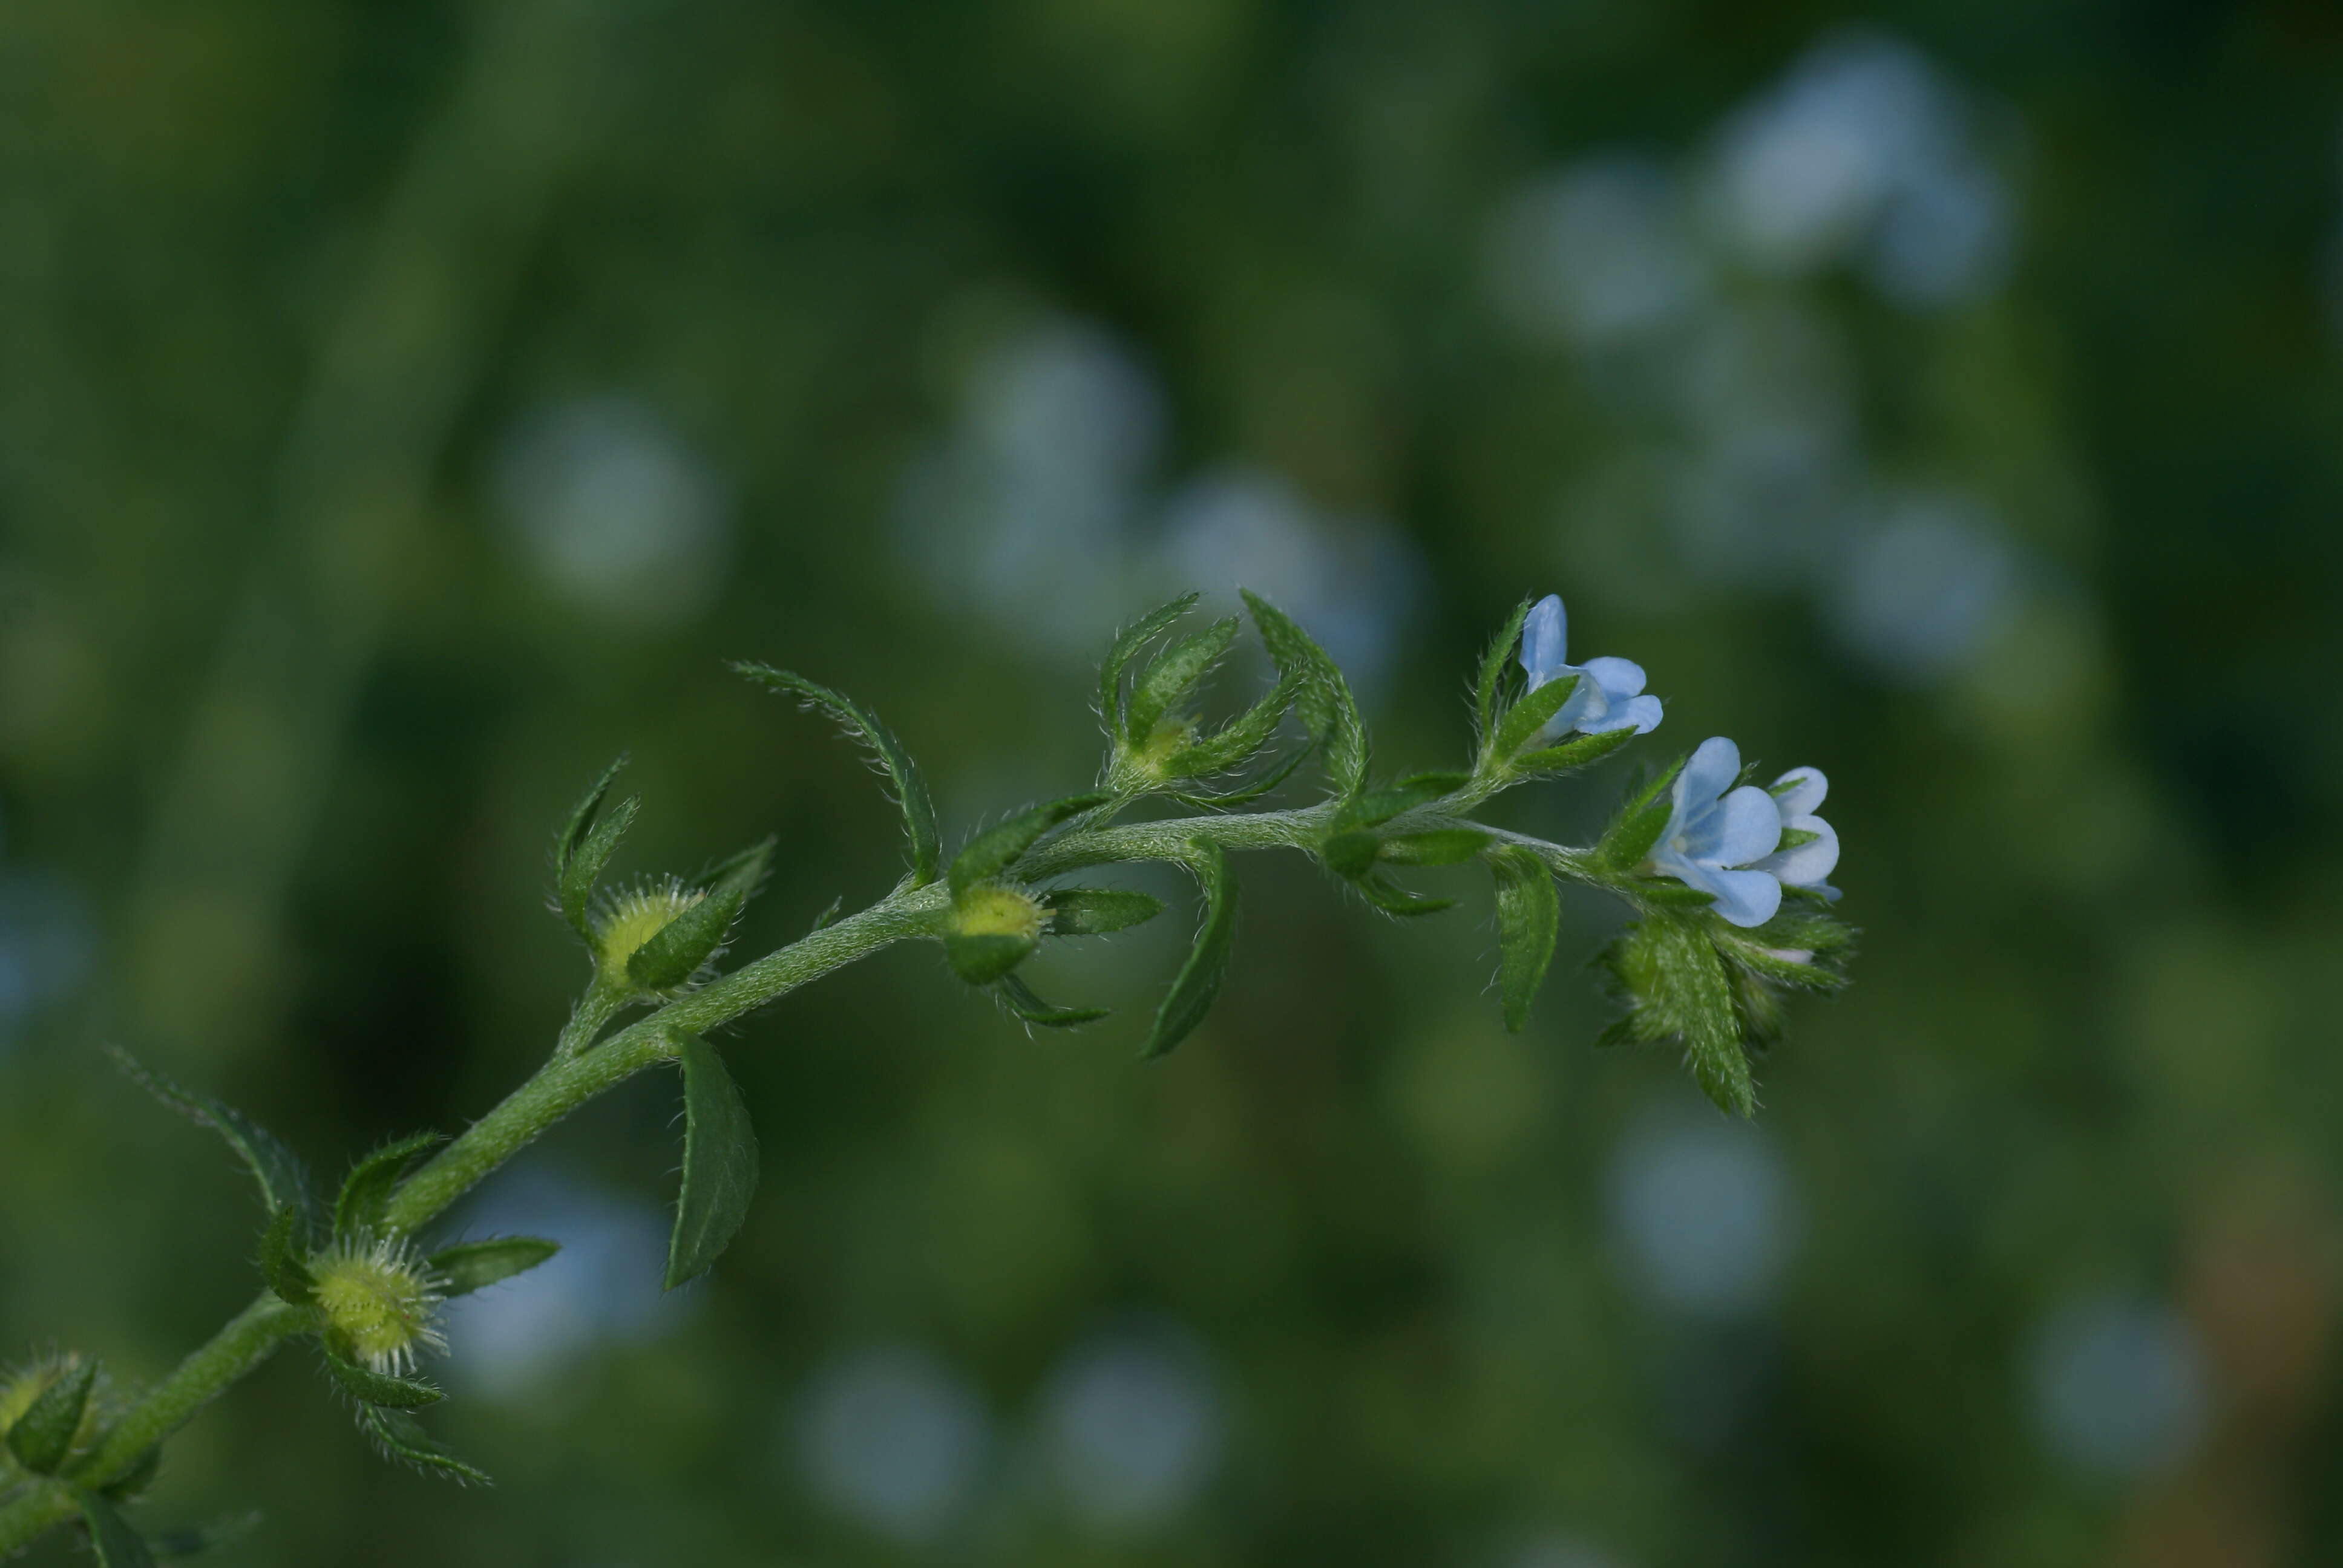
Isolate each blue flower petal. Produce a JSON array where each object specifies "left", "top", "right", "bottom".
[
  {"left": 1707, "top": 867, "right": 1783, "bottom": 929},
  {"left": 1674, "top": 736, "right": 1742, "bottom": 821},
  {"left": 1579, "top": 655, "right": 1648, "bottom": 699},
  {"left": 1611, "top": 693, "right": 1663, "bottom": 735},
  {"left": 1712, "top": 785, "right": 1783, "bottom": 867},
  {"left": 1521, "top": 595, "right": 1567, "bottom": 677},
  {"left": 1754, "top": 815, "right": 1839, "bottom": 887},
  {"left": 1769, "top": 766, "right": 1827, "bottom": 818}
]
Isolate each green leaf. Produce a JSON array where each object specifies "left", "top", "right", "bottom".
[
  {"left": 1473, "top": 598, "right": 1534, "bottom": 743},
  {"left": 1320, "top": 830, "right": 1381, "bottom": 878},
  {"left": 1142, "top": 839, "right": 1236, "bottom": 1059},
  {"left": 1595, "top": 756, "right": 1686, "bottom": 871},
  {"left": 1099, "top": 592, "right": 1201, "bottom": 736},
  {"left": 666, "top": 1032, "right": 760, "bottom": 1290},
  {"left": 107, "top": 1047, "right": 313, "bottom": 1220},
  {"left": 1595, "top": 915, "right": 1755, "bottom": 1116},
  {"left": 1637, "top": 881, "right": 1717, "bottom": 909},
  {"left": 948, "top": 794, "right": 1111, "bottom": 899},
  {"left": 76, "top": 1494, "right": 156, "bottom": 1568},
  {"left": 735, "top": 664, "right": 941, "bottom": 886},
  {"left": 945, "top": 932, "right": 1034, "bottom": 985},
  {"left": 1354, "top": 874, "right": 1457, "bottom": 918},
  {"left": 1490, "top": 673, "right": 1579, "bottom": 762},
  {"left": 805, "top": 895, "right": 844, "bottom": 935},
  {"left": 1380, "top": 829, "right": 1492, "bottom": 866},
  {"left": 996, "top": 973, "right": 1110, "bottom": 1028},
  {"left": 1042, "top": 887, "right": 1165, "bottom": 935},
  {"left": 359, "top": 1406, "right": 490, "bottom": 1486},
  {"left": 1126, "top": 617, "right": 1238, "bottom": 742},
  {"left": 333, "top": 1131, "right": 444, "bottom": 1243},
  {"left": 1335, "top": 776, "right": 1455, "bottom": 831},
  {"left": 259, "top": 1204, "right": 316, "bottom": 1306},
  {"left": 627, "top": 837, "right": 774, "bottom": 991},
  {"left": 1509, "top": 726, "right": 1639, "bottom": 777},
  {"left": 555, "top": 756, "right": 632, "bottom": 938},
  {"left": 5, "top": 1356, "right": 96, "bottom": 1473},
  {"left": 1488, "top": 846, "right": 1559, "bottom": 1033},
  {"left": 1168, "top": 734, "right": 1316, "bottom": 808},
  {"left": 1242, "top": 590, "right": 1367, "bottom": 797},
  {"left": 321, "top": 1347, "right": 442, "bottom": 1410},
  {"left": 427, "top": 1236, "right": 561, "bottom": 1298},
  {"left": 1162, "top": 672, "right": 1297, "bottom": 779}
]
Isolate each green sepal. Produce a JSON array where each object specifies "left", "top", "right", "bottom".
[
  {"left": 1168, "top": 735, "right": 1316, "bottom": 808},
  {"left": 555, "top": 756, "right": 634, "bottom": 939},
  {"left": 1594, "top": 914, "right": 1755, "bottom": 1116},
  {"left": 1321, "top": 830, "right": 1381, "bottom": 879},
  {"left": 4, "top": 1356, "right": 97, "bottom": 1474},
  {"left": 1509, "top": 726, "right": 1638, "bottom": 777},
  {"left": 259, "top": 1204, "right": 316, "bottom": 1306},
  {"left": 805, "top": 896, "right": 844, "bottom": 935},
  {"left": 1775, "top": 826, "right": 1823, "bottom": 852},
  {"left": 735, "top": 664, "right": 941, "bottom": 887},
  {"left": 1637, "top": 881, "right": 1717, "bottom": 909},
  {"left": 627, "top": 837, "right": 774, "bottom": 992},
  {"left": 1242, "top": 590, "right": 1367, "bottom": 798},
  {"left": 106, "top": 1047, "right": 314, "bottom": 1221},
  {"left": 332, "top": 1131, "right": 444, "bottom": 1243},
  {"left": 1380, "top": 829, "right": 1492, "bottom": 866},
  {"left": 321, "top": 1347, "right": 442, "bottom": 1410},
  {"left": 948, "top": 794, "right": 1110, "bottom": 899},
  {"left": 1142, "top": 839, "right": 1236, "bottom": 1059},
  {"left": 1162, "top": 671, "right": 1297, "bottom": 779},
  {"left": 359, "top": 1406, "right": 490, "bottom": 1486},
  {"left": 1473, "top": 598, "right": 1535, "bottom": 744},
  {"left": 1336, "top": 775, "right": 1455, "bottom": 831},
  {"left": 945, "top": 932, "right": 1035, "bottom": 985},
  {"left": 1489, "top": 673, "right": 1579, "bottom": 763},
  {"left": 1488, "top": 846, "right": 1559, "bottom": 1033},
  {"left": 75, "top": 1493, "right": 155, "bottom": 1568},
  {"left": 1042, "top": 887, "right": 1165, "bottom": 935},
  {"left": 1595, "top": 756, "right": 1686, "bottom": 871},
  {"left": 1126, "top": 617, "right": 1238, "bottom": 743},
  {"left": 427, "top": 1236, "right": 561, "bottom": 1298},
  {"left": 1099, "top": 593, "right": 1201, "bottom": 737},
  {"left": 1354, "top": 875, "right": 1456, "bottom": 918},
  {"left": 996, "top": 973, "right": 1110, "bottom": 1028},
  {"left": 665, "top": 1031, "right": 760, "bottom": 1291}
]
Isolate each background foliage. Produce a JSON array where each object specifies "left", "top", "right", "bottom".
[{"left": 5, "top": 1, "right": 2342, "bottom": 1563}]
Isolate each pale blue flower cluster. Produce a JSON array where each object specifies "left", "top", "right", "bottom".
[
  {"left": 1649, "top": 737, "right": 1842, "bottom": 928},
  {"left": 1519, "top": 593, "right": 1664, "bottom": 742}
]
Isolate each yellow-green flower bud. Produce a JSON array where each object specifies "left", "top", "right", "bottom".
[
  {"left": 592, "top": 877, "right": 708, "bottom": 976},
  {"left": 0, "top": 1352, "right": 103, "bottom": 1475},
  {"left": 311, "top": 1238, "right": 448, "bottom": 1377}
]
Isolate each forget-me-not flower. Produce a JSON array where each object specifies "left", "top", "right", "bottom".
[
  {"left": 1750, "top": 766, "right": 1841, "bottom": 901},
  {"left": 1650, "top": 736, "right": 1783, "bottom": 928},
  {"left": 1519, "top": 593, "right": 1664, "bottom": 742}
]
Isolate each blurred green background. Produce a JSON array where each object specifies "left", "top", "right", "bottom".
[{"left": 5, "top": 2, "right": 2343, "bottom": 1564}]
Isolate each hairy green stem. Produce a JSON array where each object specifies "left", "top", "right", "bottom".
[{"left": 10, "top": 794, "right": 1607, "bottom": 1558}]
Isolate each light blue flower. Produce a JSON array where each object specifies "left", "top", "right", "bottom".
[
  {"left": 1519, "top": 593, "right": 1663, "bottom": 742},
  {"left": 1650, "top": 736, "right": 1783, "bottom": 928},
  {"left": 1750, "top": 766, "right": 1841, "bottom": 901}
]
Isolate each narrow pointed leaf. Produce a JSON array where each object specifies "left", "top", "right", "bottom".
[
  {"left": 1596, "top": 756, "right": 1686, "bottom": 871},
  {"left": 1489, "top": 846, "right": 1559, "bottom": 1032},
  {"left": 1168, "top": 735, "right": 1316, "bottom": 808},
  {"left": 1143, "top": 840, "right": 1236, "bottom": 1059},
  {"left": 1638, "top": 882, "right": 1717, "bottom": 909},
  {"left": 1595, "top": 916, "right": 1755, "bottom": 1116},
  {"left": 560, "top": 794, "right": 640, "bottom": 939},
  {"left": 333, "top": 1132, "right": 445, "bottom": 1243},
  {"left": 1510, "top": 726, "right": 1638, "bottom": 777},
  {"left": 1099, "top": 592, "right": 1201, "bottom": 734},
  {"left": 1380, "top": 829, "right": 1492, "bottom": 866},
  {"left": 1126, "top": 618, "right": 1239, "bottom": 742},
  {"left": 107, "top": 1047, "right": 313, "bottom": 1220},
  {"left": 1336, "top": 776, "right": 1455, "bottom": 831},
  {"left": 945, "top": 932, "right": 1034, "bottom": 985},
  {"left": 628, "top": 837, "right": 773, "bottom": 991},
  {"left": 1164, "top": 672, "right": 1296, "bottom": 777},
  {"left": 5, "top": 1357, "right": 96, "bottom": 1473},
  {"left": 359, "top": 1406, "right": 490, "bottom": 1486},
  {"left": 260, "top": 1204, "right": 316, "bottom": 1306},
  {"left": 1473, "top": 598, "right": 1534, "bottom": 742},
  {"left": 666, "top": 1032, "right": 760, "bottom": 1290},
  {"left": 735, "top": 664, "right": 940, "bottom": 886},
  {"left": 948, "top": 794, "right": 1110, "bottom": 899},
  {"left": 1490, "top": 673, "right": 1579, "bottom": 762},
  {"left": 554, "top": 756, "right": 629, "bottom": 936},
  {"left": 76, "top": 1494, "right": 156, "bottom": 1568},
  {"left": 321, "top": 1347, "right": 442, "bottom": 1410},
  {"left": 805, "top": 895, "right": 844, "bottom": 935},
  {"left": 1354, "top": 874, "right": 1456, "bottom": 917},
  {"left": 1243, "top": 591, "right": 1367, "bottom": 797},
  {"left": 1042, "top": 887, "right": 1165, "bottom": 935},
  {"left": 427, "top": 1236, "right": 561, "bottom": 1298},
  {"left": 996, "top": 973, "right": 1110, "bottom": 1028}
]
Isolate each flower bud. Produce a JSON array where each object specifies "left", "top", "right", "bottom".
[
  {"left": 310, "top": 1237, "right": 448, "bottom": 1377},
  {"left": 945, "top": 883, "right": 1044, "bottom": 984}
]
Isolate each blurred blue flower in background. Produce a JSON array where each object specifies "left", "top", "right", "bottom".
[
  {"left": 2025, "top": 1291, "right": 2209, "bottom": 1481},
  {"left": 1485, "top": 154, "right": 1709, "bottom": 350},
  {"left": 793, "top": 1343, "right": 994, "bottom": 1544},
  {"left": 1828, "top": 489, "right": 2021, "bottom": 682},
  {"left": 1648, "top": 736, "right": 1783, "bottom": 929},
  {"left": 1518, "top": 593, "right": 1663, "bottom": 740},
  {"left": 1605, "top": 1106, "right": 1798, "bottom": 1318},
  {"left": 1037, "top": 1318, "right": 1225, "bottom": 1536}
]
